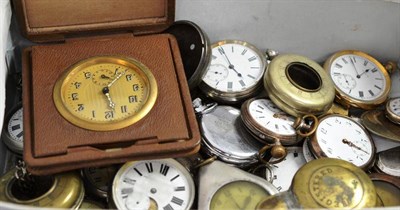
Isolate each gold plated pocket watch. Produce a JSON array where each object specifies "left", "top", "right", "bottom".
[
  {"left": 0, "top": 164, "right": 84, "bottom": 208},
  {"left": 53, "top": 55, "right": 157, "bottom": 131},
  {"left": 198, "top": 160, "right": 278, "bottom": 210},
  {"left": 324, "top": 50, "right": 391, "bottom": 110},
  {"left": 385, "top": 97, "right": 400, "bottom": 124},
  {"left": 199, "top": 40, "right": 267, "bottom": 103},
  {"left": 264, "top": 54, "right": 335, "bottom": 117}
]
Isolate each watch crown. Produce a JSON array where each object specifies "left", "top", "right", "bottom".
[{"left": 266, "top": 49, "right": 279, "bottom": 61}]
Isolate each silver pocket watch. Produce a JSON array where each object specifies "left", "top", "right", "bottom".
[{"left": 1, "top": 103, "right": 23, "bottom": 154}]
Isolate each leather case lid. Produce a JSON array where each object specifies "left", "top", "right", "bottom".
[{"left": 13, "top": 0, "right": 175, "bottom": 42}]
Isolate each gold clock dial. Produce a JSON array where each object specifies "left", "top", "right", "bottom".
[
  {"left": 53, "top": 56, "right": 157, "bottom": 131},
  {"left": 210, "top": 180, "right": 270, "bottom": 210}
]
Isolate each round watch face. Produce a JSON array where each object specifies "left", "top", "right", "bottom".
[
  {"left": 386, "top": 97, "right": 400, "bottom": 124},
  {"left": 325, "top": 50, "right": 390, "bottom": 109},
  {"left": 247, "top": 98, "right": 296, "bottom": 136},
  {"left": 310, "top": 115, "right": 375, "bottom": 169},
  {"left": 7, "top": 107, "right": 23, "bottom": 144},
  {"left": 53, "top": 56, "right": 157, "bottom": 131},
  {"left": 112, "top": 159, "right": 195, "bottom": 210},
  {"left": 265, "top": 147, "right": 307, "bottom": 192},
  {"left": 200, "top": 40, "right": 266, "bottom": 103},
  {"left": 210, "top": 180, "right": 270, "bottom": 210}
]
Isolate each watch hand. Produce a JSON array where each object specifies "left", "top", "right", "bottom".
[
  {"left": 241, "top": 196, "right": 252, "bottom": 210},
  {"left": 357, "top": 69, "right": 370, "bottom": 78},
  {"left": 102, "top": 87, "right": 115, "bottom": 110},
  {"left": 107, "top": 70, "right": 126, "bottom": 88},
  {"left": 101, "top": 74, "right": 111, "bottom": 79},
  {"left": 350, "top": 58, "right": 361, "bottom": 77},
  {"left": 218, "top": 47, "right": 242, "bottom": 77},
  {"left": 342, "top": 139, "right": 369, "bottom": 155}
]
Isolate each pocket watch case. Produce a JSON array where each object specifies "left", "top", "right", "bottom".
[{"left": 14, "top": 0, "right": 201, "bottom": 175}]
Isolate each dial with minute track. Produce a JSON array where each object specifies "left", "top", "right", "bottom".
[
  {"left": 310, "top": 115, "right": 375, "bottom": 169},
  {"left": 248, "top": 98, "right": 296, "bottom": 136},
  {"left": 112, "top": 159, "right": 195, "bottom": 210},
  {"left": 203, "top": 42, "right": 264, "bottom": 92}
]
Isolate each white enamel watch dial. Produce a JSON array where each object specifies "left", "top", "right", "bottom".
[
  {"left": 324, "top": 50, "right": 391, "bottom": 109},
  {"left": 199, "top": 40, "right": 267, "bottom": 103},
  {"left": 1, "top": 104, "right": 23, "bottom": 154},
  {"left": 111, "top": 159, "right": 195, "bottom": 210},
  {"left": 265, "top": 147, "right": 307, "bottom": 192},
  {"left": 309, "top": 114, "right": 376, "bottom": 170},
  {"left": 241, "top": 98, "right": 297, "bottom": 145},
  {"left": 385, "top": 97, "right": 400, "bottom": 124}
]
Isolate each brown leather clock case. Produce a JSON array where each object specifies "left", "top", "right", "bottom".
[{"left": 14, "top": 0, "right": 201, "bottom": 175}]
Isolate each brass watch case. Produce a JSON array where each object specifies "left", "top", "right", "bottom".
[
  {"left": 324, "top": 50, "right": 391, "bottom": 110},
  {"left": 53, "top": 55, "right": 158, "bottom": 131},
  {"left": 199, "top": 40, "right": 267, "bottom": 104},
  {"left": 0, "top": 169, "right": 84, "bottom": 208},
  {"left": 292, "top": 158, "right": 377, "bottom": 209},
  {"left": 264, "top": 54, "right": 335, "bottom": 117},
  {"left": 385, "top": 97, "right": 400, "bottom": 124}
]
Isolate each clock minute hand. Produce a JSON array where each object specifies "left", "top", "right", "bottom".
[
  {"left": 350, "top": 58, "right": 361, "bottom": 77},
  {"left": 218, "top": 47, "right": 242, "bottom": 77},
  {"left": 342, "top": 139, "right": 369, "bottom": 154},
  {"left": 107, "top": 70, "right": 126, "bottom": 88}
]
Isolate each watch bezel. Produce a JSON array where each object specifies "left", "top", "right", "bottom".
[
  {"left": 385, "top": 97, "right": 400, "bottom": 124},
  {"left": 1, "top": 102, "right": 24, "bottom": 154}
]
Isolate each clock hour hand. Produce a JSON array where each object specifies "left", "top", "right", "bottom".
[
  {"left": 342, "top": 139, "right": 369, "bottom": 154},
  {"left": 357, "top": 69, "right": 370, "bottom": 78},
  {"left": 102, "top": 87, "right": 115, "bottom": 110}
]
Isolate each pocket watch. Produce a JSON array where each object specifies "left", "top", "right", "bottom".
[
  {"left": 0, "top": 163, "right": 84, "bottom": 208},
  {"left": 165, "top": 20, "right": 211, "bottom": 90},
  {"left": 302, "top": 138, "right": 316, "bottom": 162},
  {"left": 241, "top": 98, "right": 318, "bottom": 146},
  {"left": 110, "top": 159, "right": 195, "bottom": 210},
  {"left": 368, "top": 173, "right": 400, "bottom": 207},
  {"left": 194, "top": 98, "right": 263, "bottom": 167},
  {"left": 257, "top": 158, "right": 377, "bottom": 209},
  {"left": 309, "top": 114, "right": 376, "bottom": 170},
  {"left": 1, "top": 103, "right": 23, "bottom": 154},
  {"left": 263, "top": 147, "right": 307, "bottom": 192},
  {"left": 199, "top": 40, "right": 267, "bottom": 103},
  {"left": 81, "top": 165, "right": 118, "bottom": 198},
  {"left": 373, "top": 146, "right": 400, "bottom": 177},
  {"left": 361, "top": 109, "right": 400, "bottom": 142},
  {"left": 197, "top": 160, "right": 278, "bottom": 210},
  {"left": 324, "top": 50, "right": 391, "bottom": 110},
  {"left": 385, "top": 97, "right": 400, "bottom": 124},
  {"left": 264, "top": 54, "right": 335, "bottom": 117},
  {"left": 53, "top": 55, "right": 158, "bottom": 131}
]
